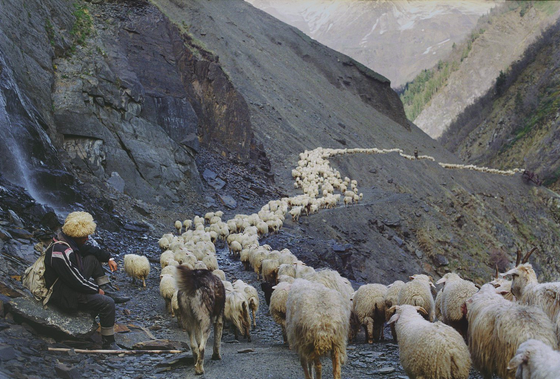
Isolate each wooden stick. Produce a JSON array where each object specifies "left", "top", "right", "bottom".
[{"left": 48, "top": 347, "right": 183, "bottom": 354}]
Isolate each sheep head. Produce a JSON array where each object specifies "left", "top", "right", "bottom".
[{"left": 503, "top": 263, "right": 537, "bottom": 298}]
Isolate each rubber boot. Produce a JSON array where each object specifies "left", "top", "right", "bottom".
[
  {"left": 101, "top": 334, "right": 122, "bottom": 350},
  {"left": 99, "top": 284, "right": 131, "bottom": 304}
]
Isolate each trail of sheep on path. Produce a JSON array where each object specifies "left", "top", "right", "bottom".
[{"left": 107, "top": 146, "right": 500, "bottom": 378}]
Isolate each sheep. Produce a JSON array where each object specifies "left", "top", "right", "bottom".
[
  {"left": 160, "top": 273, "right": 177, "bottom": 313},
  {"left": 435, "top": 288, "right": 443, "bottom": 321},
  {"left": 212, "top": 269, "right": 226, "bottom": 281},
  {"left": 160, "top": 250, "right": 175, "bottom": 268},
  {"left": 504, "top": 252, "right": 560, "bottom": 343},
  {"left": 435, "top": 273, "right": 478, "bottom": 339},
  {"left": 174, "top": 220, "right": 182, "bottom": 234},
  {"left": 233, "top": 280, "right": 259, "bottom": 328},
  {"left": 224, "top": 288, "right": 251, "bottom": 342},
  {"left": 123, "top": 254, "right": 150, "bottom": 287},
  {"left": 286, "top": 279, "right": 350, "bottom": 379},
  {"left": 261, "top": 258, "right": 280, "bottom": 284},
  {"left": 229, "top": 240, "right": 242, "bottom": 256},
  {"left": 352, "top": 283, "right": 387, "bottom": 343},
  {"left": 507, "top": 339, "right": 560, "bottom": 379},
  {"left": 385, "top": 280, "right": 405, "bottom": 341},
  {"left": 158, "top": 236, "right": 171, "bottom": 251},
  {"left": 175, "top": 266, "right": 225, "bottom": 375},
  {"left": 388, "top": 305, "right": 471, "bottom": 379},
  {"left": 202, "top": 254, "right": 219, "bottom": 272},
  {"left": 466, "top": 283, "right": 558, "bottom": 379},
  {"left": 303, "top": 268, "right": 354, "bottom": 307},
  {"left": 269, "top": 281, "right": 291, "bottom": 343},
  {"left": 160, "top": 264, "right": 177, "bottom": 278},
  {"left": 398, "top": 274, "right": 436, "bottom": 321}
]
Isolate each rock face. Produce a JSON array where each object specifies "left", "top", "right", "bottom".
[{"left": 8, "top": 297, "right": 97, "bottom": 339}]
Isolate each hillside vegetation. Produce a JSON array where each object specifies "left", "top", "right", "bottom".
[
  {"left": 406, "top": 0, "right": 560, "bottom": 138},
  {"left": 440, "top": 16, "right": 560, "bottom": 193}
]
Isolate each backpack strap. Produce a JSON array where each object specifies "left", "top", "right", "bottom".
[{"left": 42, "top": 241, "right": 71, "bottom": 307}]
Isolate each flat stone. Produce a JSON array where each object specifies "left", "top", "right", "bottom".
[
  {"left": 0, "top": 344, "right": 16, "bottom": 361},
  {"left": 132, "top": 339, "right": 185, "bottom": 351},
  {"left": 218, "top": 194, "right": 237, "bottom": 210},
  {"left": 434, "top": 254, "right": 449, "bottom": 267},
  {"left": 378, "top": 366, "right": 396, "bottom": 374},
  {"left": 54, "top": 363, "right": 81, "bottom": 379},
  {"left": 8, "top": 297, "right": 97, "bottom": 339},
  {"left": 0, "top": 227, "right": 13, "bottom": 241}
]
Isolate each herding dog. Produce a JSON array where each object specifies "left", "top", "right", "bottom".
[{"left": 176, "top": 265, "right": 226, "bottom": 375}]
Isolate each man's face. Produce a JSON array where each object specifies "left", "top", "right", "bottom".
[{"left": 74, "top": 236, "right": 88, "bottom": 246}]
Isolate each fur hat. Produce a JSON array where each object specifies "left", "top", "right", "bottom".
[{"left": 62, "top": 211, "right": 96, "bottom": 238}]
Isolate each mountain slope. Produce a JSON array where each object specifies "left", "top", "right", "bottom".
[
  {"left": 414, "top": 1, "right": 560, "bottom": 138},
  {"left": 246, "top": 0, "right": 499, "bottom": 89},
  {"left": 1, "top": 0, "right": 560, "bottom": 286},
  {"left": 440, "top": 17, "right": 560, "bottom": 193}
]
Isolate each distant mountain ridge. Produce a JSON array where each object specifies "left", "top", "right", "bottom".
[{"left": 246, "top": 0, "right": 499, "bottom": 88}]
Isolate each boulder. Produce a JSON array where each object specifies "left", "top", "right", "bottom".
[{"left": 8, "top": 297, "right": 97, "bottom": 339}]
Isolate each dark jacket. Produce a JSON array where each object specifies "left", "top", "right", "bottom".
[{"left": 44, "top": 232, "right": 111, "bottom": 310}]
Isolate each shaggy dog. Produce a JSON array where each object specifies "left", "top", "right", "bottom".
[{"left": 176, "top": 266, "right": 226, "bottom": 375}]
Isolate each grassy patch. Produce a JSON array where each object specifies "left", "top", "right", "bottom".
[{"left": 69, "top": 2, "right": 93, "bottom": 53}]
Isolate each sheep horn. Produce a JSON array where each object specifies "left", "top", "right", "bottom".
[
  {"left": 495, "top": 265, "right": 499, "bottom": 280},
  {"left": 415, "top": 306, "right": 428, "bottom": 316},
  {"left": 521, "top": 247, "right": 537, "bottom": 264},
  {"left": 515, "top": 248, "right": 522, "bottom": 266}
]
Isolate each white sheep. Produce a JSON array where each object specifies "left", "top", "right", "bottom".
[
  {"left": 385, "top": 280, "right": 405, "bottom": 341},
  {"left": 160, "top": 273, "right": 177, "bottom": 313},
  {"left": 286, "top": 279, "right": 350, "bottom": 379},
  {"left": 388, "top": 304, "right": 471, "bottom": 379},
  {"left": 466, "top": 283, "right": 558, "bottom": 379},
  {"left": 174, "top": 220, "right": 182, "bottom": 234},
  {"left": 160, "top": 250, "right": 175, "bottom": 268},
  {"left": 224, "top": 288, "right": 251, "bottom": 342},
  {"left": 352, "top": 283, "right": 387, "bottom": 343},
  {"left": 505, "top": 262, "right": 560, "bottom": 343},
  {"left": 212, "top": 269, "right": 226, "bottom": 281},
  {"left": 435, "top": 273, "right": 478, "bottom": 339},
  {"left": 507, "top": 339, "right": 560, "bottom": 379},
  {"left": 269, "top": 281, "right": 292, "bottom": 343},
  {"left": 303, "top": 268, "right": 354, "bottom": 307},
  {"left": 232, "top": 280, "right": 259, "bottom": 328},
  {"left": 160, "top": 264, "right": 177, "bottom": 279},
  {"left": 123, "top": 254, "right": 150, "bottom": 287},
  {"left": 398, "top": 274, "right": 436, "bottom": 321},
  {"left": 261, "top": 258, "right": 280, "bottom": 284}
]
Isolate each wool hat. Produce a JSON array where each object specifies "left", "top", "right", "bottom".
[{"left": 62, "top": 211, "right": 96, "bottom": 238}]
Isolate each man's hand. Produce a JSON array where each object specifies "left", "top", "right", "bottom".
[
  {"left": 108, "top": 259, "right": 117, "bottom": 272},
  {"left": 99, "top": 288, "right": 105, "bottom": 295}
]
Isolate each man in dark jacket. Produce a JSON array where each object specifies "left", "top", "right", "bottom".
[{"left": 44, "top": 211, "right": 130, "bottom": 349}]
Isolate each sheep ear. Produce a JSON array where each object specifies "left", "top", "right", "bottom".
[
  {"left": 409, "top": 275, "right": 415, "bottom": 280},
  {"left": 436, "top": 277, "right": 446, "bottom": 285},
  {"left": 522, "top": 247, "right": 537, "bottom": 264},
  {"left": 507, "top": 351, "right": 529, "bottom": 370},
  {"left": 387, "top": 313, "right": 400, "bottom": 325},
  {"left": 503, "top": 268, "right": 517, "bottom": 277}
]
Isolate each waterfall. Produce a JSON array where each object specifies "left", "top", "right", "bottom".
[{"left": 0, "top": 52, "right": 70, "bottom": 211}]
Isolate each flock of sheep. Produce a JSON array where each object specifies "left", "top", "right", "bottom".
[{"left": 120, "top": 147, "right": 556, "bottom": 378}]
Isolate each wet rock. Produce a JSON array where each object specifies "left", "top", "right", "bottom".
[
  {"left": 415, "top": 249, "right": 423, "bottom": 259},
  {"left": 8, "top": 211, "right": 24, "bottom": 228},
  {"left": 8, "top": 297, "right": 97, "bottom": 339},
  {"left": 122, "top": 221, "right": 150, "bottom": 233}
]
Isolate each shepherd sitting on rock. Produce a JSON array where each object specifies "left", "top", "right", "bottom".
[{"left": 43, "top": 211, "right": 130, "bottom": 349}]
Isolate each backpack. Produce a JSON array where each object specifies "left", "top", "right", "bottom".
[{"left": 22, "top": 241, "right": 69, "bottom": 307}]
